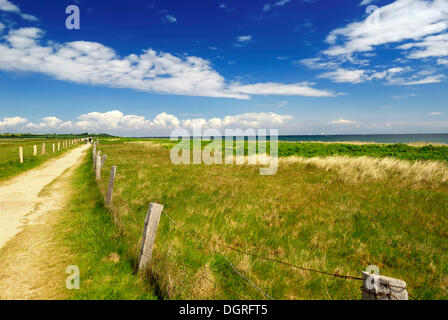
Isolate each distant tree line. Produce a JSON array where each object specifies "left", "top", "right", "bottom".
[{"left": 0, "top": 133, "right": 115, "bottom": 139}]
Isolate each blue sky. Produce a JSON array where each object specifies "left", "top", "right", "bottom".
[{"left": 0, "top": 0, "right": 447, "bottom": 135}]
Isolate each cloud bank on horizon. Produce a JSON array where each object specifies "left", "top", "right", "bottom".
[
  {"left": 0, "top": 110, "right": 294, "bottom": 136},
  {"left": 2, "top": 109, "right": 447, "bottom": 136}
]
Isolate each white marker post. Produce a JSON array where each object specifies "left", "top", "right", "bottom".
[{"left": 19, "top": 147, "right": 23, "bottom": 163}]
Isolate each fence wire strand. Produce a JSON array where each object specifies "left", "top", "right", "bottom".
[
  {"left": 161, "top": 212, "right": 274, "bottom": 299},
  {"left": 95, "top": 146, "right": 417, "bottom": 300},
  {"left": 162, "top": 210, "right": 363, "bottom": 281},
  {"left": 161, "top": 210, "right": 418, "bottom": 300}
]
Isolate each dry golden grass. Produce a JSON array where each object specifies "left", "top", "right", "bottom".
[
  {"left": 281, "top": 156, "right": 448, "bottom": 186},
  {"left": 93, "top": 139, "right": 448, "bottom": 300}
]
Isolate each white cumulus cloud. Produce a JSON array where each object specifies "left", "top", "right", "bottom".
[
  {"left": 0, "top": 116, "right": 28, "bottom": 128},
  {"left": 229, "top": 82, "right": 335, "bottom": 97},
  {"left": 318, "top": 68, "right": 366, "bottom": 84},
  {"left": 330, "top": 119, "right": 358, "bottom": 125},
  {"left": 397, "top": 33, "right": 448, "bottom": 59},
  {"left": 0, "top": 0, "right": 38, "bottom": 21},
  {"left": 263, "top": 0, "right": 291, "bottom": 12},
  {"left": 1, "top": 110, "right": 294, "bottom": 135},
  {"left": 0, "top": 24, "right": 334, "bottom": 99},
  {"left": 359, "top": 0, "right": 376, "bottom": 5},
  {"left": 164, "top": 14, "right": 177, "bottom": 23},
  {"left": 301, "top": 0, "right": 448, "bottom": 86},
  {"left": 237, "top": 35, "right": 253, "bottom": 43},
  {"left": 325, "top": 0, "right": 448, "bottom": 58}
]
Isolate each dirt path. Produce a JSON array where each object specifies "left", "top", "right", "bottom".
[
  {"left": 0, "top": 144, "right": 89, "bottom": 250},
  {"left": 0, "top": 144, "right": 89, "bottom": 299}
]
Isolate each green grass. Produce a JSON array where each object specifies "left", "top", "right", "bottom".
[
  {"left": 0, "top": 138, "right": 80, "bottom": 182},
  {"left": 91, "top": 139, "right": 448, "bottom": 300},
  {"left": 130, "top": 138, "right": 448, "bottom": 163},
  {"left": 56, "top": 153, "right": 157, "bottom": 300},
  {"left": 277, "top": 142, "right": 448, "bottom": 162}
]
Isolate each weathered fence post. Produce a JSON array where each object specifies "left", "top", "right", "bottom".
[
  {"left": 52, "top": 144, "right": 55, "bottom": 153},
  {"left": 101, "top": 154, "right": 107, "bottom": 168},
  {"left": 96, "top": 154, "right": 107, "bottom": 180},
  {"left": 95, "top": 151, "right": 102, "bottom": 180},
  {"left": 58, "top": 142, "right": 60, "bottom": 151},
  {"left": 19, "top": 147, "right": 23, "bottom": 163},
  {"left": 92, "top": 143, "right": 97, "bottom": 169},
  {"left": 361, "top": 271, "right": 408, "bottom": 300},
  {"left": 33, "top": 145, "right": 37, "bottom": 156},
  {"left": 42, "top": 143, "right": 46, "bottom": 155},
  {"left": 105, "top": 166, "right": 117, "bottom": 205},
  {"left": 138, "top": 203, "right": 164, "bottom": 272}
]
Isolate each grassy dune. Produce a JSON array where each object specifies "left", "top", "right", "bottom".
[
  {"left": 90, "top": 139, "right": 448, "bottom": 300},
  {"left": 282, "top": 156, "right": 448, "bottom": 186},
  {"left": 0, "top": 138, "right": 80, "bottom": 182}
]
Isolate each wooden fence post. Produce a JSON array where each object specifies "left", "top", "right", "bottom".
[
  {"left": 92, "top": 143, "right": 97, "bottom": 170},
  {"left": 33, "top": 145, "right": 37, "bottom": 156},
  {"left": 138, "top": 203, "right": 164, "bottom": 272},
  {"left": 96, "top": 154, "right": 107, "bottom": 181},
  {"left": 52, "top": 144, "right": 55, "bottom": 153},
  {"left": 105, "top": 166, "right": 117, "bottom": 205},
  {"left": 58, "top": 142, "right": 60, "bottom": 151},
  {"left": 19, "top": 147, "right": 23, "bottom": 163},
  {"left": 362, "top": 271, "right": 408, "bottom": 300},
  {"left": 101, "top": 154, "right": 107, "bottom": 168},
  {"left": 42, "top": 143, "right": 46, "bottom": 155},
  {"left": 95, "top": 151, "right": 102, "bottom": 180}
]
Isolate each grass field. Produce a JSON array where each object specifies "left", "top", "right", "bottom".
[
  {"left": 132, "top": 138, "right": 448, "bottom": 162},
  {"left": 56, "top": 155, "right": 157, "bottom": 300},
  {"left": 90, "top": 138, "right": 448, "bottom": 300},
  {"left": 278, "top": 142, "right": 448, "bottom": 162},
  {"left": 0, "top": 138, "right": 81, "bottom": 182}
]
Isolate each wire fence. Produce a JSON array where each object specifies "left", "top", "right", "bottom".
[
  {"left": 162, "top": 209, "right": 417, "bottom": 300},
  {"left": 93, "top": 141, "right": 417, "bottom": 300}
]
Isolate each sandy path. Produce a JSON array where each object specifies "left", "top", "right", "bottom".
[{"left": 0, "top": 144, "right": 90, "bottom": 250}]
